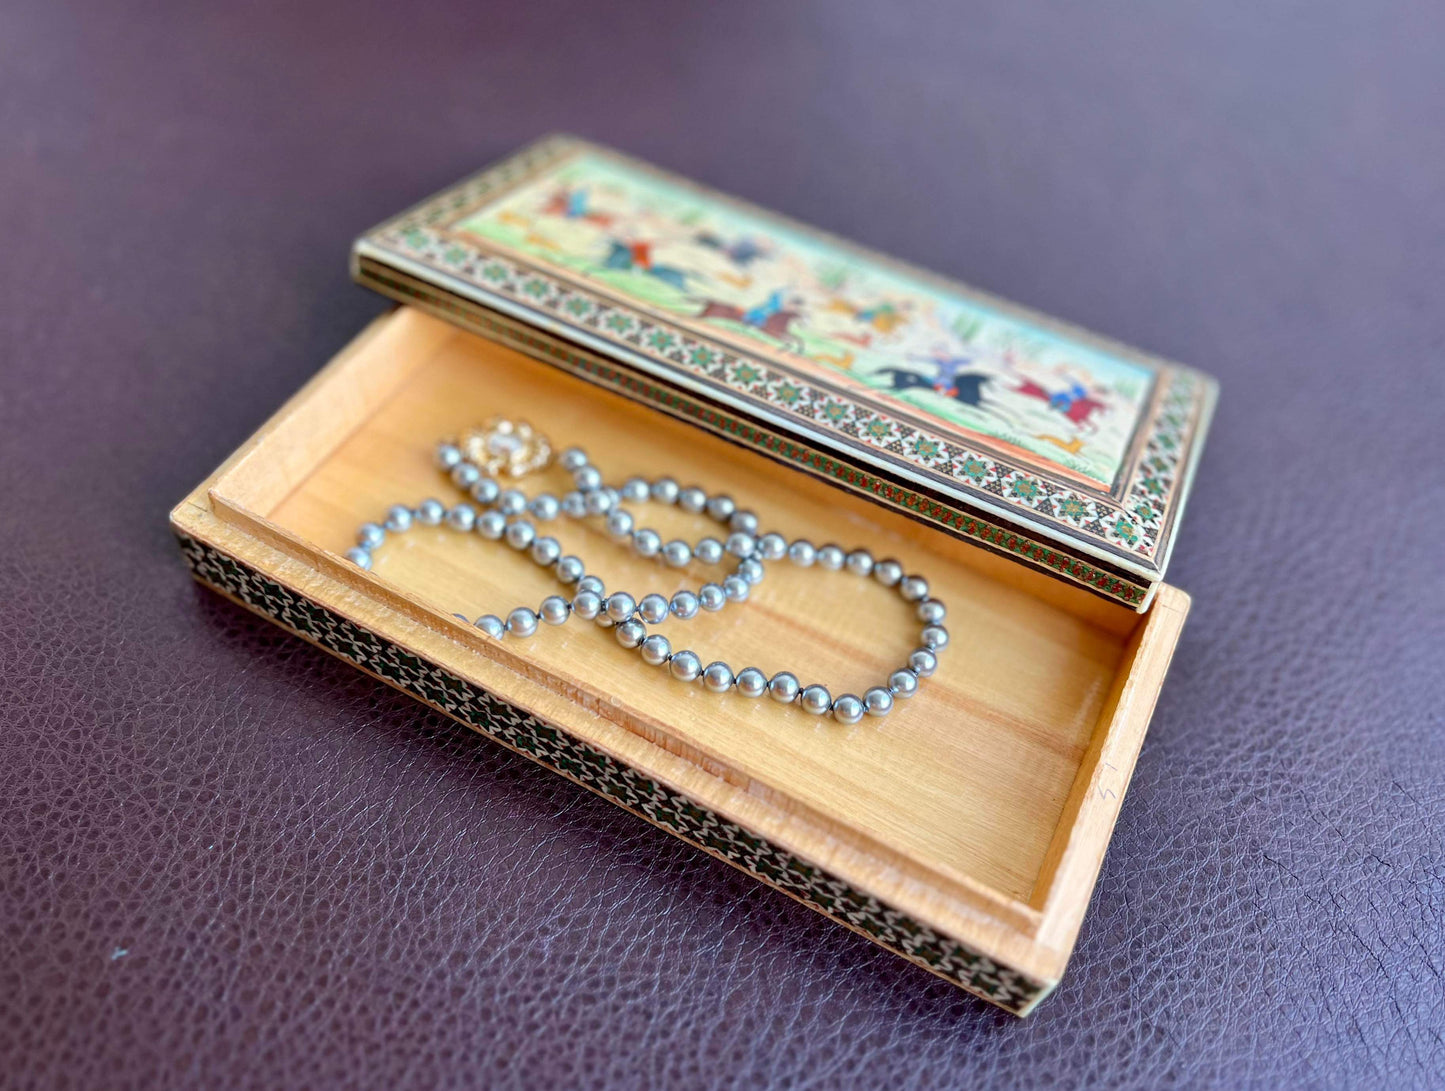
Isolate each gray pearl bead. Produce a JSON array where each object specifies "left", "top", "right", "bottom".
[
  {"left": 344, "top": 546, "right": 372, "bottom": 569},
  {"left": 640, "top": 634, "right": 672, "bottom": 666},
  {"left": 436, "top": 442, "right": 463, "bottom": 470},
  {"left": 920, "top": 625, "right": 949, "bottom": 650},
  {"left": 529, "top": 493, "right": 560, "bottom": 521},
  {"left": 605, "top": 592, "right": 637, "bottom": 623},
  {"left": 573, "top": 465, "right": 602, "bottom": 491},
  {"left": 614, "top": 620, "right": 647, "bottom": 648},
  {"left": 736, "top": 558, "right": 765, "bottom": 585},
  {"left": 899, "top": 575, "right": 930, "bottom": 602},
  {"left": 356, "top": 522, "right": 386, "bottom": 550},
  {"left": 722, "top": 575, "right": 750, "bottom": 602},
  {"left": 735, "top": 668, "right": 768, "bottom": 698},
  {"left": 702, "top": 661, "right": 735, "bottom": 693},
  {"left": 556, "top": 556, "right": 585, "bottom": 584},
  {"left": 917, "top": 599, "right": 947, "bottom": 624},
  {"left": 757, "top": 533, "right": 787, "bottom": 561},
  {"left": 769, "top": 672, "right": 800, "bottom": 703},
  {"left": 476, "top": 510, "right": 506, "bottom": 539},
  {"left": 678, "top": 486, "right": 707, "bottom": 513},
  {"left": 669, "top": 590, "right": 699, "bottom": 619},
  {"left": 496, "top": 489, "right": 527, "bottom": 516},
  {"left": 800, "top": 685, "right": 832, "bottom": 715},
  {"left": 506, "top": 607, "right": 538, "bottom": 637},
  {"left": 725, "top": 532, "right": 756, "bottom": 558},
  {"left": 729, "top": 510, "right": 759, "bottom": 535},
  {"left": 559, "top": 446, "right": 588, "bottom": 472},
  {"left": 571, "top": 590, "right": 603, "bottom": 620},
  {"left": 909, "top": 648, "right": 938, "bottom": 677},
  {"left": 474, "top": 614, "right": 505, "bottom": 639},
  {"left": 638, "top": 594, "right": 670, "bottom": 624},
  {"left": 471, "top": 477, "right": 500, "bottom": 505},
  {"left": 632, "top": 529, "right": 662, "bottom": 558},
  {"left": 451, "top": 462, "right": 481, "bottom": 490},
  {"left": 605, "top": 509, "right": 635, "bottom": 541},
  {"left": 669, "top": 650, "right": 702, "bottom": 682},
  {"left": 864, "top": 687, "right": 894, "bottom": 717},
  {"left": 561, "top": 491, "right": 587, "bottom": 518},
  {"left": 873, "top": 559, "right": 903, "bottom": 587},
  {"left": 705, "top": 494, "right": 736, "bottom": 522},
  {"left": 816, "top": 544, "right": 845, "bottom": 571},
  {"left": 888, "top": 668, "right": 919, "bottom": 698},
  {"left": 445, "top": 503, "right": 476, "bottom": 532},
  {"left": 662, "top": 540, "right": 693, "bottom": 568},
  {"left": 415, "top": 498, "right": 445, "bottom": 526},
  {"left": 504, "top": 519, "right": 535, "bottom": 550},
  {"left": 577, "top": 575, "right": 605, "bottom": 597},
  {"left": 539, "top": 595, "right": 571, "bottom": 625},
  {"left": 384, "top": 504, "right": 413, "bottom": 533},
  {"left": 698, "top": 583, "right": 727, "bottom": 612},
  {"left": 621, "top": 477, "right": 651, "bottom": 503},
  {"left": 787, "top": 540, "right": 816, "bottom": 567},
  {"left": 694, "top": 537, "right": 724, "bottom": 565},
  {"left": 651, "top": 477, "right": 679, "bottom": 504},
  {"left": 832, "top": 694, "right": 865, "bottom": 725},
  {"left": 584, "top": 489, "right": 615, "bottom": 516},
  {"left": 530, "top": 536, "right": 561, "bottom": 567}
]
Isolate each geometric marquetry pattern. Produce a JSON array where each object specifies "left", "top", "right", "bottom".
[{"left": 177, "top": 532, "right": 1047, "bottom": 1013}]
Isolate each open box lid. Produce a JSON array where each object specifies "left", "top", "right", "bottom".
[{"left": 353, "top": 136, "right": 1216, "bottom": 610}]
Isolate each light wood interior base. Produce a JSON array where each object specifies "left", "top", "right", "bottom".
[{"left": 172, "top": 306, "right": 1189, "bottom": 1004}]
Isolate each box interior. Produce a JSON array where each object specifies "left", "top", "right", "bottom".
[{"left": 196, "top": 306, "right": 1186, "bottom": 983}]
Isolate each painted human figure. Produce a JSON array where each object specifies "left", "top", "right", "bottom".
[
  {"left": 694, "top": 231, "right": 770, "bottom": 267},
  {"left": 602, "top": 239, "right": 691, "bottom": 291},
  {"left": 875, "top": 353, "right": 991, "bottom": 407},
  {"left": 696, "top": 289, "right": 805, "bottom": 349},
  {"left": 1013, "top": 376, "right": 1109, "bottom": 430},
  {"left": 542, "top": 187, "right": 614, "bottom": 227}
]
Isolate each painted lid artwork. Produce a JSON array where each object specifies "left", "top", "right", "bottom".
[
  {"left": 355, "top": 137, "right": 1215, "bottom": 606},
  {"left": 453, "top": 153, "right": 1153, "bottom": 490}
]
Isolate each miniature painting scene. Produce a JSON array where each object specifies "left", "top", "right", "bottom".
[{"left": 452, "top": 150, "right": 1156, "bottom": 491}]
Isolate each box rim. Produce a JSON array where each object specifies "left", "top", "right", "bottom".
[
  {"left": 171, "top": 498, "right": 1186, "bottom": 1016},
  {"left": 166, "top": 307, "right": 1193, "bottom": 1015}
]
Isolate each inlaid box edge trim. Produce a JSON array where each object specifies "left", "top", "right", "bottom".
[
  {"left": 173, "top": 529, "right": 1053, "bottom": 1016},
  {"left": 355, "top": 261, "right": 1158, "bottom": 610}
]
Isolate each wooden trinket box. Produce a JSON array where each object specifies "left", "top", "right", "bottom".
[{"left": 171, "top": 137, "right": 1215, "bottom": 1015}]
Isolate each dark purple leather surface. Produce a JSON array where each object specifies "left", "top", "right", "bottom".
[{"left": 3, "top": 2, "right": 1442, "bottom": 1086}]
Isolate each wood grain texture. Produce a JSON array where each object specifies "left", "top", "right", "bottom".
[{"left": 174, "top": 306, "right": 1189, "bottom": 991}]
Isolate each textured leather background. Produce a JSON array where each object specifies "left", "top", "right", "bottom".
[{"left": 3, "top": 2, "right": 1442, "bottom": 1087}]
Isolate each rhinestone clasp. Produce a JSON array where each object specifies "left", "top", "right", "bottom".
[{"left": 457, "top": 417, "right": 552, "bottom": 478}]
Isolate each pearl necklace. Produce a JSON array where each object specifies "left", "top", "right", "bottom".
[{"left": 343, "top": 419, "right": 949, "bottom": 725}]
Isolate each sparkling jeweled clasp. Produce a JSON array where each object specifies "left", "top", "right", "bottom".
[{"left": 457, "top": 417, "right": 552, "bottom": 478}]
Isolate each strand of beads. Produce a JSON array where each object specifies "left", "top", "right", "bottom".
[
  {"left": 343, "top": 438, "right": 948, "bottom": 724},
  {"left": 612, "top": 540, "right": 947, "bottom": 725},
  {"left": 509, "top": 447, "right": 762, "bottom": 596},
  {"left": 438, "top": 441, "right": 763, "bottom": 619}
]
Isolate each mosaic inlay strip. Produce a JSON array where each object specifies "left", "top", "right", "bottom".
[{"left": 176, "top": 531, "right": 1048, "bottom": 1014}]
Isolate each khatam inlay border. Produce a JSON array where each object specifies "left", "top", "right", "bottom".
[
  {"left": 176, "top": 531, "right": 1048, "bottom": 1015},
  {"left": 359, "top": 261, "right": 1150, "bottom": 607},
  {"left": 358, "top": 136, "right": 1213, "bottom": 577}
]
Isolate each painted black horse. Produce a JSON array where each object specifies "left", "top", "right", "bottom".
[{"left": 875, "top": 355, "right": 991, "bottom": 408}]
